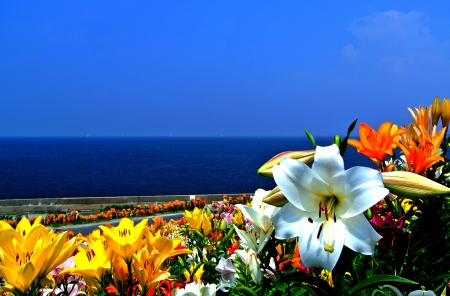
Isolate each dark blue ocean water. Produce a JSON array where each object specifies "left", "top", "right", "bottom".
[{"left": 0, "top": 137, "right": 373, "bottom": 199}]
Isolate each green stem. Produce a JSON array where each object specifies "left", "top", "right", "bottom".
[
  {"left": 127, "top": 260, "right": 133, "bottom": 296},
  {"left": 332, "top": 246, "right": 354, "bottom": 296}
]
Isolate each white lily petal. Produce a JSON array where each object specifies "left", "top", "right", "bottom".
[
  {"left": 233, "top": 226, "right": 258, "bottom": 252},
  {"left": 274, "top": 158, "right": 331, "bottom": 212},
  {"left": 311, "top": 145, "right": 344, "bottom": 183},
  {"left": 343, "top": 214, "right": 382, "bottom": 254},
  {"left": 299, "top": 218, "right": 345, "bottom": 271},
  {"left": 257, "top": 226, "right": 275, "bottom": 253},
  {"left": 235, "top": 205, "right": 273, "bottom": 233},
  {"left": 251, "top": 189, "right": 267, "bottom": 210},
  {"left": 331, "top": 167, "right": 388, "bottom": 218},
  {"left": 409, "top": 290, "right": 436, "bottom": 296},
  {"left": 271, "top": 203, "right": 310, "bottom": 239},
  {"left": 249, "top": 252, "right": 262, "bottom": 284}
]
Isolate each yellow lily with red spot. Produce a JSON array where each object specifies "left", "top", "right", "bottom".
[{"left": 99, "top": 218, "right": 148, "bottom": 264}]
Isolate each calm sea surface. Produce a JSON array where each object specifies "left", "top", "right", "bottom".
[{"left": 0, "top": 137, "right": 373, "bottom": 199}]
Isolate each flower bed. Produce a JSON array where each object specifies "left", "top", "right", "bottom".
[{"left": 1, "top": 98, "right": 450, "bottom": 295}]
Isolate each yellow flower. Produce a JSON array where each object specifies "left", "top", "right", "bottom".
[
  {"left": 98, "top": 217, "right": 148, "bottom": 264},
  {"left": 184, "top": 207, "right": 212, "bottom": 235},
  {"left": 134, "top": 236, "right": 190, "bottom": 295},
  {"left": 0, "top": 228, "right": 80, "bottom": 294},
  {"left": 183, "top": 261, "right": 205, "bottom": 282},
  {"left": 184, "top": 208, "right": 203, "bottom": 230},
  {"left": 62, "top": 238, "right": 111, "bottom": 285}
]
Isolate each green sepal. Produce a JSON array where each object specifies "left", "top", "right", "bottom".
[
  {"left": 334, "top": 135, "right": 341, "bottom": 148},
  {"left": 340, "top": 118, "right": 358, "bottom": 156},
  {"left": 304, "top": 128, "right": 317, "bottom": 149},
  {"left": 348, "top": 275, "right": 419, "bottom": 295}
]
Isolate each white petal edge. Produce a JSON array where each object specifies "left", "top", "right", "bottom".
[
  {"left": 271, "top": 202, "right": 307, "bottom": 240},
  {"left": 273, "top": 158, "right": 331, "bottom": 212},
  {"left": 311, "top": 144, "right": 344, "bottom": 184},
  {"left": 343, "top": 213, "right": 381, "bottom": 255},
  {"left": 331, "top": 167, "right": 388, "bottom": 218},
  {"left": 299, "top": 218, "right": 345, "bottom": 271}
]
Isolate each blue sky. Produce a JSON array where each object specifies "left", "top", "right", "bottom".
[{"left": 1, "top": 1, "right": 450, "bottom": 137}]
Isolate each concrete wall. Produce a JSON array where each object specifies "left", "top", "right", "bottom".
[{"left": 0, "top": 193, "right": 251, "bottom": 215}]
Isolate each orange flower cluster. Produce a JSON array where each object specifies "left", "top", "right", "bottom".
[
  {"left": 221, "top": 194, "right": 249, "bottom": 205},
  {"left": 349, "top": 97, "right": 448, "bottom": 174},
  {"left": 2, "top": 198, "right": 208, "bottom": 228}
]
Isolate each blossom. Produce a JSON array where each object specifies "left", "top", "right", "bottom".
[
  {"left": 235, "top": 248, "right": 262, "bottom": 284},
  {"left": 98, "top": 217, "right": 148, "bottom": 264},
  {"left": 215, "top": 256, "right": 238, "bottom": 291},
  {"left": 173, "top": 280, "right": 218, "bottom": 296},
  {"left": 348, "top": 122, "right": 405, "bottom": 167},
  {"left": 250, "top": 189, "right": 279, "bottom": 218},
  {"left": 271, "top": 144, "right": 388, "bottom": 270}
]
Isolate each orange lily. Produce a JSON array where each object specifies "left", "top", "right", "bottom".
[
  {"left": 397, "top": 122, "right": 445, "bottom": 174},
  {"left": 348, "top": 122, "right": 406, "bottom": 167},
  {"left": 398, "top": 144, "right": 443, "bottom": 174},
  {"left": 408, "top": 105, "right": 432, "bottom": 134}
]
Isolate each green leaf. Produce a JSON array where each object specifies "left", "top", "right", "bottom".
[
  {"left": 277, "top": 272, "right": 335, "bottom": 296},
  {"left": 304, "top": 128, "right": 317, "bottom": 149},
  {"left": 340, "top": 118, "right": 358, "bottom": 156},
  {"left": 349, "top": 275, "right": 419, "bottom": 295},
  {"left": 235, "top": 286, "right": 259, "bottom": 296}
]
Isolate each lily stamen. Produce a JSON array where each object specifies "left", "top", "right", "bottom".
[{"left": 317, "top": 223, "right": 323, "bottom": 239}]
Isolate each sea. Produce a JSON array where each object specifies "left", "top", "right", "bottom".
[{"left": 0, "top": 137, "right": 374, "bottom": 199}]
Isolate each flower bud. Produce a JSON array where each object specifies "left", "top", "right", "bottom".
[
  {"left": 262, "top": 186, "right": 288, "bottom": 207},
  {"left": 382, "top": 171, "right": 450, "bottom": 198},
  {"left": 219, "top": 219, "right": 227, "bottom": 231},
  {"left": 257, "top": 150, "right": 315, "bottom": 177},
  {"left": 432, "top": 96, "right": 441, "bottom": 126},
  {"left": 204, "top": 206, "right": 211, "bottom": 217},
  {"left": 441, "top": 98, "right": 450, "bottom": 130}
]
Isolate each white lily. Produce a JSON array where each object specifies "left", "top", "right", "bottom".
[
  {"left": 271, "top": 144, "right": 388, "bottom": 271},
  {"left": 235, "top": 204, "right": 275, "bottom": 252},
  {"left": 235, "top": 248, "right": 262, "bottom": 284},
  {"left": 215, "top": 256, "right": 238, "bottom": 291},
  {"left": 173, "top": 280, "right": 218, "bottom": 296},
  {"left": 251, "top": 189, "right": 280, "bottom": 218}
]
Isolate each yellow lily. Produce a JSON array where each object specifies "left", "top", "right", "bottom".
[
  {"left": 184, "top": 207, "right": 212, "bottom": 235},
  {"left": 133, "top": 246, "right": 170, "bottom": 295},
  {"left": 183, "top": 261, "right": 205, "bottom": 282},
  {"left": 184, "top": 207, "right": 203, "bottom": 230},
  {"left": 133, "top": 236, "right": 190, "bottom": 294},
  {"left": 0, "top": 229, "right": 80, "bottom": 295},
  {"left": 61, "top": 237, "right": 111, "bottom": 295},
  {"left": 99, "top": 218, "right": 148, "bottom": 264}
]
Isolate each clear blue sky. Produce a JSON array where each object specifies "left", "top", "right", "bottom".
[{"left": 1, "top": 1, "right": 450, "bottom": 137}]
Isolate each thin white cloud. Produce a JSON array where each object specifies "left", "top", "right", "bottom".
[{"left": 340, "top": 10, "right": 450, "bottom": 79}]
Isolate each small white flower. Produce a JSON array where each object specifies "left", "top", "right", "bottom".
[{"left": 173, "top": 280, "right": 218, "bottom": 296}]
